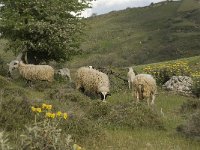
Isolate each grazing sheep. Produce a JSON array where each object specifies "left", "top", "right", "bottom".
[
  {"left": 127, "top": 67, "right": 135, "bottom": 89},
  {"left": 132, "top": 74, "right": 157, "bottom": 106},
  {"left": 75, "top": 67, "right": 110, "bottom": 102},
  {"left": 8, "top": 60, "right": 54, "bottom": 84},
  {"left": 56, "top": 68, "right": 71, "bottom": 82}
]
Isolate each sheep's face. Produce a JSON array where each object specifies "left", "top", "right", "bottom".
[
  {"left": 7, "top": 60, "right": 19, "bottom": 74},
  {"left": 56, "top": 70, "right": 62, "bottom": 75},
  {"left": 100, "top": 91, "right": 111, "bottom": 101}
]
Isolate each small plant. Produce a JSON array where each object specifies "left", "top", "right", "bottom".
[
  {"left": 0, "top": 131, "right": 12, "bottom": 150},
  {"left": 20, "top": 103, "right": 80, "bottom": 150}
]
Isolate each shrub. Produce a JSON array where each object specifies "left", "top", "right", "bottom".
[
  {"left": 177, "top": 110, "right": 200, "bottom": 140},
  {"left": 104, "top": 102, "right": 164, "bottom": 130},
  {"left": 20, "top": 103, "right": 74, "bottom": 149},
  {"left": 191, "top": 74, "right": 200, "bottom": 98},
  {"left": 181, "top": 99, "right": 200, "bottom": 114},
  {"left": 143, "top": 61, "right": 191, "bottom": 85}
]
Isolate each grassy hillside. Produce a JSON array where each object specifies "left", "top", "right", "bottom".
[
  {"left": 0, "top": 56, "right": 200, "bottom": 149},
  {"left": 178, "top": 0, "right": 200, "bottom": 12},
  {"left": 70, "top": 0, "right": 200, "bottom": 68}
]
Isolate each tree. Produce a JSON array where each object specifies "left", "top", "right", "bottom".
[{"left": 0, "top": 0, "right": 91, "bottom": 64}]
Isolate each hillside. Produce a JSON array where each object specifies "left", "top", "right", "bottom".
[
  {"left": 70, "top": 0, "right": 200, "bottom": 68},
  {"left": 178, "top": 0, "right": 200, "bottom": 12}
]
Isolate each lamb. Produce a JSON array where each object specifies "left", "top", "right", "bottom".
[
  {"left": 127, "top": 67, "right": 135, "bottom": 89},
  {"left": 56, "top": 68, "right": 71, "bottom": 82},
  {"left": 8, "top": 60, "right": 54, "bottom": 84},
  {"left": 132, "top": 74, "right": 157, "bottom": 106},
  {"left": 75, "top": 67, "right": 110, "bottom": 102}
]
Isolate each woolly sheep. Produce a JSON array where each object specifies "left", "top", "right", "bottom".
[
  {"left": 56, "top": 68, "right": 71, "bottom": 82},
  {"left": 8, "top": 60, "right": 54, "bottom": 84},
  {"left": 132, "top": 74, "right": 157, "bottom": 106},
  {"left": 127, "top": 67, "right": 135, "bottom": 89},
  {"left": 75, "top": 67, "right": 110, "bottom": 102}
]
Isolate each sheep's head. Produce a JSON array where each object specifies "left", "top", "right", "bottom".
[
  {"left": 100, "top": 91, "right": 111, "bottom": 101},
  {"left": 99, "top": 85, "right": 111, "bottom": 101},
  {"left": 56, "top": 69, "right": 62, "bottom": 75},
  {"left": 128, "top": 67, "right": 133, "bottom": 72},
  {"left": 7, "top": 60, "right": 19, "bottom": 75}
]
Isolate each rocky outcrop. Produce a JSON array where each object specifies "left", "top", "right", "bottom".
[{"left": 163, "top": 76, "right": 193, "bottom": 95}]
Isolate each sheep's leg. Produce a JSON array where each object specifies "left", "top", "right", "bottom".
[
  {"left": 128, "top": 81, "right": 131, "bottom": 89},
  {"left": 26, "top": 80, "right": 32, "bottom": 87},
  {"left": 151, "top": 94, "right": 155, "bottom": 105},
  {"left": 136, "top": 91, "right": 139, "bottom": 104}
]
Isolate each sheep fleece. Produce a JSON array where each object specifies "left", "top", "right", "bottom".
[
  {"left": 18, "top": 63, "right": 54, "bottom": 82},
  {"left": 75, "top": 67, "right": 110, "bottom": 93},
  {"left": 132, "top": 74, "right": 157, "bottom": 99}
]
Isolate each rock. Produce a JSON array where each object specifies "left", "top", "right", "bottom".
[{"left": 163, "top": 76, "right": 193, "bottom": 95}]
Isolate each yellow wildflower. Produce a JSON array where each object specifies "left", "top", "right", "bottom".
[
  {"left": 31, "top": 106, "right": 36, "bottom": 112},
  {"left": 63, "top": 113, "right": 68, "bottom": 120},
  {"left": 42, "top": 103, "right": 47, "bottom": 109},
  {"left": 46, "top": 112, "right": 52, "bottom": 118},
  {"left": 51, "top": 113, "right": 56, "bottom": 119},
  {"left": 46, "top": 105, "right": 52, "bottom": 110},
  {"left": 56, "top": 111, "right": 62, "bottom": 117},
  {"left": 36, "top": 108, "right": 42, "bottom": 113}
]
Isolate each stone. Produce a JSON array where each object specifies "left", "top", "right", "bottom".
[{"left": 163, "top": 76, "right": 193, "bottom": 95}]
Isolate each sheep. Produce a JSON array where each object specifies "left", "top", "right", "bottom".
[
  {"left": 127, "top": 67, "right": 135, "bottom": 89},
  {"left": 56, "top": 68, "right": 71, "bottom": 82},
  {"left": 75, "top": 67, "right": 110, "bottom": 102},
  {"left": 132, "top": 74, "right": 157, "bottom": 106},
  {"left": 8, "top": 60, "right": 54, "bottom": 85}
]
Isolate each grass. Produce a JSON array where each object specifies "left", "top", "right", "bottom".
[{"left": 69, "top": 0, "right": 200, "bottom": 68}]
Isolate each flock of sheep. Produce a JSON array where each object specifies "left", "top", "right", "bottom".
[{"left": 7, "top": 60, "right": 157, "bottom": 106}]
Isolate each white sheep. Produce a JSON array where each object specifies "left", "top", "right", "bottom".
[
  {"left": 8, "top": 60, "right": 54, "bottom": 84},
  {"left": 127, "top": 67, "right": 135, "bottom": 89},
  {"left": 75, "top": 67, "right": 110, "bottom": 102},
  {"left": 132, "top": 74, "right": 157, "bottom": 106},
  {"left": 56, "top": 68, "right": 71, "bottom": 82}
]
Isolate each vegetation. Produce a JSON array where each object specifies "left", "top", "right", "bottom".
[
  {"left": 0, "top": 0, "right": 90, "bottom": 64},
  {"left": 70, "top": 0, "right": 200, "bottom": 68},
  {"left": 0, "top": 0, "right": 199, "bottom": 149}
]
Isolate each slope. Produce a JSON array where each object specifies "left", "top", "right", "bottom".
[{"left": 70, "top": 0, "right": 200, "bottom": 68}]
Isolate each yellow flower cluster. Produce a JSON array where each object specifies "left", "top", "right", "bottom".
[
  {"left": 42, "top": 103, "right": 52, "bottom": 110},
  {"left": 191, "top": 71, "right": 200, "bottom": 78},
  {"left": 31, "top": 103, "right": 68, "bottom": 120},
  {"left": 143, "top": 61, "right": 192, "bottom": 84},
  {"left": 31, "top": 107, "right": 42, "bottom": 113},
  {"left": 46, "top": 112, "right": 56, "bottom": 119}
]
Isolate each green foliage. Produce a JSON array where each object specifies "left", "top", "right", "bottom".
[
  {"left": 143, "top": 61, "right": 191, "bottom": 85},
  {"left": 0, "top": 131, "right": 12, "bottom": 150},
  {"left": 191, "top": 76, "right": 200, "bottom": 98},
  {"left": 70, "top": 1, "right": 200, "bottom": 67},
  {"left": 0, "top": 0, "right": 90, "bottom": 64},
  {"left": 20, "top": 104, "right": 73, "bottom": 150},
  {"left": 177, "top": 110, "right": 200, "bottom": 139}
]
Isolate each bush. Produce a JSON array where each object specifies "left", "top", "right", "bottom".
[
  {"left": 181, "top": 99, "right": 200, "bottom": 114},
  {"left": 143, "top": 61, "right": 191, "bottom": 85},
  {"left": 87, "top": 102, "right": 164, "bottom": 130},
  {"left": 177, "top": 110, "right": 200, "bottom": 140},
  {"left": 0, "top": 96, "right": 34, "bottom": 131},
  {"left": 191, "top": 75, "right": 200, "bottom": 98},
  {"left": 20, "top": 103, "right": 74, "bottom": 150},
  {"left": 105, "top": 102, "right": 164, "bottom": 129}
]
